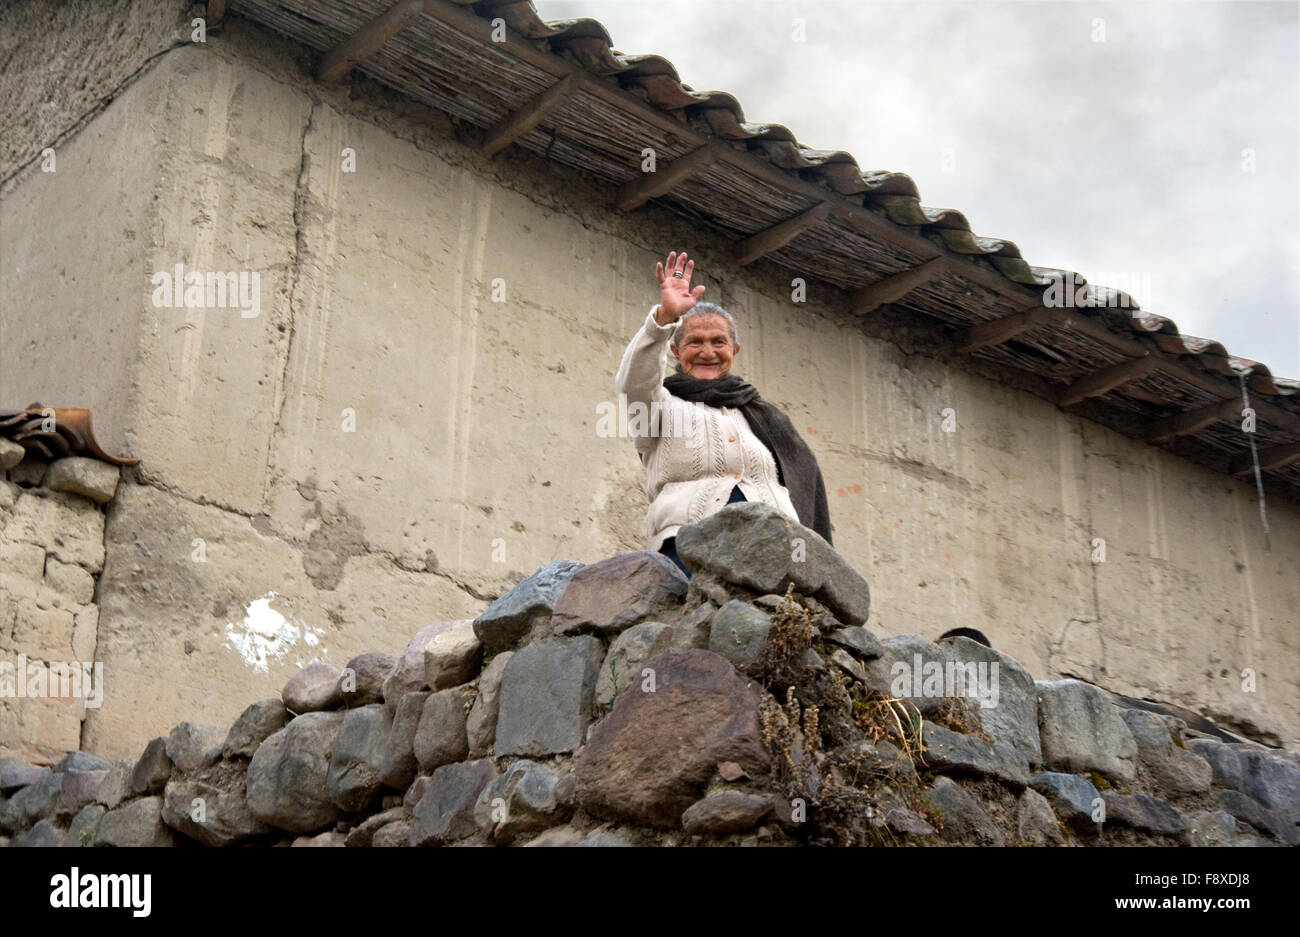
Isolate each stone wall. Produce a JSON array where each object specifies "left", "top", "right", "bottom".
[
  {"left": 1, "top": 1, "right": 1296, "bottom": 760},
  {"left": 0, "top": 443, "right": 120, "bottom": 763},
  {"left": 2, "top": 504, "right": 1294, "bottom": 848}
]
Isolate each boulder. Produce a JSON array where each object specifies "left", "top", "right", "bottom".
[
  {"left": 335, "top": 653, "right": 397, "bottom": 708},
  {"left": 706, "top": 600, "right": 772, "bottom": 673},
  {"left": 378, "top": 690, "right": 429, "bottom": 790},
  {"left": 920, "top": 721, "right": 1029, "bottom": 787},
  {"left": 282, "top": 662, "right": 344, "bottom": 714},
  {"left": 1100, "top": 791, "right": 1186, "bottom": 837},
  {"left": 674, "top": 502, "right": 870, "bottom": 626},
  {"left": 222, "top": 699, "right": 292, "bottom": 759},
  {"left": 423, "top": 621, "right": 482, "bottom": 691},
  {"left": 472, "top": 560, "right": 583, "bottom": 655},
  {"left": 95, "top": 796, "right": 173, "bottom": 846},
  {"left": 681, "top": 791, "right": 772, "bottom": 835},
  {"left": 495, "top": 636, "right": 605, "bottom": 757},
  {"left": 246, "top": 711, "right": 345, "bottom": 834},
  {"left": 575, "top": 648, "right": 771, "bottom": 828},
  {"left": 922, "top": 777, "right": 1002, "bottom": 844},
  {"left": 473, "top": 759, "right": 574, "bottom": 844},
  {"left": 326, "top": 704, "right": 393, "bottom": 812},
  {"left": 466, "top": 652, "right": 513, "bottom": 756},
  {"left": 550, "top": 552, "right": 688, "bottom": 638},
  {"left": 1030, "top": 772, "right": 1102, "bottom": 830},
  {"left": 1016, "top": 788, "right": 1064, "bottom": 845},
  {"left": 1035, "top": 680, "right": 1136, "bottom": 785},
  {"left": 131, "top": 738, "right": 172, "bottom": 794},
  {"left": 412, "top": 688, "right": 470, "bottom": 773},
  {"left": 409, "top": 759, "right": 498, "bottom": 846},
  {"left": 161, "top": 778, "right": 270, "bottom": 846},
  {"left": 383, "top": 621, "right": 464, "bottom": 712},
  {"left": 1119, "top": 709, "right": 1211, "bottom": 794},
  {"left": 595, "top": 622, "right": 674, "bottom": 709},
  {"left": 166, "top": 722, "right": 227, "bottom": 775},
  {"left": 43, "top": 457, "right": 120, "bottom": 504}
]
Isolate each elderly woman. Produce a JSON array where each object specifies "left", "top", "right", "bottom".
[{"left": 615, "top": 250, "right": 833, "bottom": 576}]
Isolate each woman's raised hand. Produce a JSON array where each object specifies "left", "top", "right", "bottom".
[{"left": 655, "top": 251, "right": 706, "bottom": 326}]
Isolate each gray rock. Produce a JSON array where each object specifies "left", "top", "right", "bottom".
[
  {"left": 282, "top": 661, "right": 344, "bottom": 714},
  {"left": 64, "top": 804, "right": 105, "bottom": 847},
  {"left": 5, "top": 770, "right": 63, "bottom": 828},
  {"left": 1016, "top": 788, "right": 1064, "bottom": 845},
  {"left": 466, "top": 651, "right": 513, "bottom": 756},
  {"left": 674, "top": 502, "right": 870, "bottom": 626},
  {"left": 1120, "top": 708, "right": 1212, "bottom": 794},
  {"left": 920, "top": 721, "right": 1029, "bottom": 787},
  {"left": 551, "top": 551, "right": 688, "bottom": 638},
  {"left": 13, "top": 818, "right": 65, "bottom": 847},
  {"left": 575, "top": 649, "right": 771, "bottom": 829},
  {"left": 383, "top": 621, "right": 464, "bottom": 712},
  {"left": 336, "top": 652, "right": 397, "bottom": 708},
  {"left": 595, "top": 622, "right": 674, "bottom": 709},
  {"left": 55, "top": 751, "right": 111, "bottom": 773},
  {"left": 473, "top": 759, "right": 574, "bottom": 844},
  {"left": 826, "top": 626, "right": 883, "bottom": 660},
  {"left": 326, "top": 704, "right": 393, "bottom": 812},
  {"left": 161, "top": 779, "right": 271, "bottom": 846},
  {"left": 166, "top": 722, "right": 227, "bottom": 775},
  {"left": 940, "top": 637, "right": 1041, "bottom": 770},
  {"left": 344, "top": 807, "right": 406, "bottom": 847},
  {"left": 378, "top": 690, "right": 430, "bottom": 790},
  {"left": 291, "top": 830, "right": 347, "bottom": 847},
  {"left": 863, "top": 635, "right": 949, "bottom": 717},
  {"left": 522, "top": 825, "right": 586, "bottom": 847},
  {"left": 43, "top": 457, "right": 121, "bottom": 504},
  {"left": 246, "top": 711, "right": 346, "bottom": 834},
  {"left": 1101, "top": 791, "right": 1186, "bottom": 837},
  {"left": 707, "top": 600, "right": 773, "bottom": 673},
  {"left": 681, "top": 791, "right": 773, "bottom": 835},
  {"left": 223, "top": 699, "right": 292, "bottom": 759},
  {"left": 670, "top": 602, "right": 715, "bottom": 649},
  {"left": 95, "top": 796, "right": 174, "bottom": 846},
  {"left": 829, "top": 648, "right": 868, "bottom": 683},
  {"left": 1182, "top": 810, "right": 1240, "bottom": 847},
  {"left": 877, "top": 804, "right": 935, "bottom": 837},
  {"left": 131, "top": 738, "right": 172, "bottom": 794},
  {"left": 0, "top": 438, "right": 25, "bottom": 470},
  {"left": 1218, "top": 789, "right": 1299, "bottom": 844},
  {"left": 413, "top": 688, "right": 470, "bottom": 772},
  {"left": 495, "top": 636, "right": 605, "bottom": 757},
  {"left": 1030, "top": 772, "right": 1102, "bottom": 829},
  {"left": 422, "top": 621, "right": 482, "bottom": 691},
  {"left": 409, "top": 759, "right": 498, "bottom": 846},
  {"left": 95, "top": 760, "right": 134, "bottom": 809},
  {"left": 1237, "top": 749, "right": 1300, "bottom": 817},
  {"left": 372, "top": 820, "right": 411, "bottom": 847},
  {"left": 1035, "top": 680, "right": 1136, "bottom": 784},
  {"left": 0, "top": 759, "right": 50, "bottom": 793},
  {"left": 578, "top": 831, "right": 633, "bottom": 847},
  {"left": 840, "top": 739, "right": 917, "bottom": 785},
  {"left": 59, "top": 769, "right": 107, "bottom": 814},
  {"left": 472, "top": 560, "right": 584, "bottom": 655},
  {"left": 1185, "top": 738, "right": 1242, "bottom": 789},
  {"left": 923, "top": 776, "right": 1002, "bottom": 844}
]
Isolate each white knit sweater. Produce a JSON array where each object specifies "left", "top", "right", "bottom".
[{"left": 615, "top": 305, "right": 801, "bottom": 551}]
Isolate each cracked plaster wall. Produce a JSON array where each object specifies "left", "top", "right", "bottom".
[{"left": 0, "top": 7, "right": 1296, "bottom": 758}]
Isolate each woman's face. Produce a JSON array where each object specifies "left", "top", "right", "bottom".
[{"left": 672, "top": 314, "right": 738, "bottom": 380}]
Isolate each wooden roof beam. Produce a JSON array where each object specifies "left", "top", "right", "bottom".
[
  {"left": 850, "top": 257, "right": 946, "bottom": 316},
  {"left": 482, "top": 74, "right": 576, "bottom": 158},
  {"left": 1230, "top": 440, "right": 1300, "bottom": 476},
  {"left": 613, "top": 140, "right": 723, "bottom": 211},
  {"left": 316, "top": 0, "right": 423, "bottom": 83},
  {"left": 1145, "top": 398, "right": 1242, "bottom": 443},
  {"left": 1055, "top": 355, "right": 1158, "bottom": 407},
  {"left": 734, "top": 202, "right": 832, "bottom": 266},
  {"left": 950, "top": 305, "right": 1048, "bottom": 355},
  {"left": 415, "top": 0, "right": 1300, "bottom": 438}
]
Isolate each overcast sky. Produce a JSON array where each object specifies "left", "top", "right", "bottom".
[{"left": 534, "top": 0, "right": 1299, "bottom": 380}]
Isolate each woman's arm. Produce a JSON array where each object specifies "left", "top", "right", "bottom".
[{"left": 614, "top": 251, "right": 707, "bottom": 404}]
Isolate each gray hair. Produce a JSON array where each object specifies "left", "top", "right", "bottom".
[{"left": 670, "top": 302, "right": 739, "bottom": 349}]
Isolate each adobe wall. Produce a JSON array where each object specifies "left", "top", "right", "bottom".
[{"left": 1, "top": 5, "right": 1295, "bottom": 759}]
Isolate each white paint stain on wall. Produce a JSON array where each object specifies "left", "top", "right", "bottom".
[{"left": 224, "top": 592, "right": 325, "bottom": 673}]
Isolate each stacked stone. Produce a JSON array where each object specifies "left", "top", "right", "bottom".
[
  {"left": 2, "top": 501, "right": 1296, "bottom": 847},
  {"left": 0, "top": 450, "right": 119, "bottom": 762}
]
